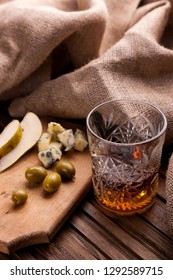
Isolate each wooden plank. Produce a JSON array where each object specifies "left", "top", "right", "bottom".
[
  {"left": 114, "top": 210, "right": 173, "bottom": 259},
  {"left": 0, "top": 119, "right": 92, "bottom": 254},
  {"left": 141, "top": 197, "right": 173, "bottom": 239},
  {"left": 71, "top": 200, "right": 164, "bottom": 260},
  {"left": 68, "top": 224, "right": 109, "bottom": 260},
  {"left": 0, "top": 252, "right": 10, "bottom": 260},
  {"left": 82, "top": 199, "right": 168, "bottom": 260},
  {"left": 70, "top": 211, "right": 129, "bottom": 260},
  {"left": 52, "top": 225, "right": 98, "bottom": 260},
  {"left": 40, "top": 226, "right": 97, "bottom": 260},
  {"left": 8, "top": 251, "right": 36, "bottom": 260},
  {"left": 9, "top": 221, "right": 107, "bottom": 260}
]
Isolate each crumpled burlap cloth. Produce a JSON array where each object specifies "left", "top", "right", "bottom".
[{"left": 0, "top": 0, "right": 173, "bottom": 234}]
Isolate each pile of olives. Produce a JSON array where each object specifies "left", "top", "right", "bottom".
[
  {"left": 25, "top": 160, "right": 76, "bottom": 192},
  {"left": 9, "top": 160, "right": 76, "bottom": 211}
]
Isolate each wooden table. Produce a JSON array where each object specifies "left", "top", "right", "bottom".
[{"left": 0, "top": 106, "right": 173, "bottom": 260}]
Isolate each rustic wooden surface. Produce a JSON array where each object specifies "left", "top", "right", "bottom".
[{"left": 0, "top": 108, "right": 173, "bottom": 260}]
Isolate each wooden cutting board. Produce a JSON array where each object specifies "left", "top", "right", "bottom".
[{"left": 0, "top": 119, "right": 92, "bottom": 254}]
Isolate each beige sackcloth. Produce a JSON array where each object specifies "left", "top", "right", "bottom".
[{"left": 0, "top": 0, "right": 173, "bottom": 234}]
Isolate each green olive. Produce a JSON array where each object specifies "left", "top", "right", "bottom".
[
  {"left": 55, "top": 160, "right": 76, "bottom": 180},
  {"left": 25, "top": 166, "right": 47, "bottom": 184},
  {"left": 11, "top": 189, "right": 28, "bottom": 205},
  {"left": 43, "top": 172, "right": 61, "bottom": 192}
]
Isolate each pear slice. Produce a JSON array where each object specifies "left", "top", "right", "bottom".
[
  {"left": 0, "top": 120, "right": 22, "bottom": 159},
  {"left": 0, "top": 112, "right": 42, "bottom": 172}
]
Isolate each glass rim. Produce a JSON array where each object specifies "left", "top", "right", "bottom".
[{"left": 86, "top": 99, "right": 167, "bottom": 147}]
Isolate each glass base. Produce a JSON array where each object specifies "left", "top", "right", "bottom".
[{"left": 95, "top": 196, "right": 155, "bottom": 218}]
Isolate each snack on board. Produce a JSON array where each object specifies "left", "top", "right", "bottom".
[
  {"left": 0, "top": 116, "right": 88, "bottom": 172},
  {"left": 0, "top": 115, "right": 88, "bottom": 214},
  {"left": 25, "top": 166, "right": 48, "bottom": 184},
  {"left": 43, "top": 172, "right": 62, "bottom": 193},
  {"left": 37, "top": 121, "right": 88, "bottom": 168},
  {"left": 74, "top": 129, "right": 88, "bottom": 152},
  {"left": 0, "top": 112, "right": 42, "bottom": 172},
  {"left": 0, "top": 119, "right": 22, "bottom": 159},
  {"left": 11, "top": 189, "right": 28, "bottom": 206},
  {"left": 37, "top": 132, "right": 52, "bottom": 152},
  {"left": 55, "top": 160, "right": 76, "bottom": 181}
]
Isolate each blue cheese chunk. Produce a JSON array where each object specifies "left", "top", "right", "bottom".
[
  {"left": 74, "top": 129, "right": 88, "bottom": 151},
  {"left": 38, "top": 132, "right": 52, "bottom": 152},
  {"left": 50, "top": 146, "right": 62, "bottom": 161},
  {"left": 47, "top": 122, "right": 65, "bottom": 138},
  {"left": 49, "top": 141, "right": 63, "bottom": 151},
  {"left": 58, "top": 129, "right": 75, "bottom": 151},
  {"left": 38, "top": 150, "right": 54, "bottom": 168},
  {"left": 38, "top": 146, "right": 62, "bottom": 168}
]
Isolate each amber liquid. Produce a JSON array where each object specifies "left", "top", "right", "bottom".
[{"left": 94, "top": 173, "right": 158, "bottom": 217}]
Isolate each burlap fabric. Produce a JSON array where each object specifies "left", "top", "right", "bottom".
[{"left": 0, "top": 0, "right": 173, "bottom": 235}]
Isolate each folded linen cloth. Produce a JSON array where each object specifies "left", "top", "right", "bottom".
[{"left": 0, "top": 0, "right": 173, "bottom": 235}]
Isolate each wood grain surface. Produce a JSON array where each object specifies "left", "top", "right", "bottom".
[{"left": 0, "top": 119, "right": 92, "bottom": 254}]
